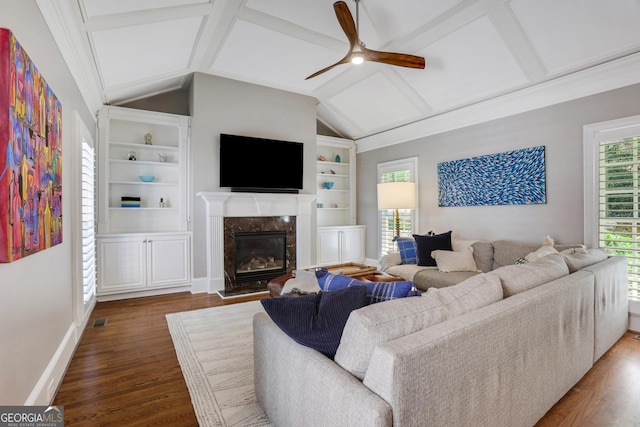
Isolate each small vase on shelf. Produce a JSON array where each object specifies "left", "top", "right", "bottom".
[{"left": 335, "top": 154, "right": 341, "bottom": 163}]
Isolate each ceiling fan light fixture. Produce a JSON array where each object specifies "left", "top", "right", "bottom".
[{"left": 351, "top": 52, "right": 365, "bottom": 64}]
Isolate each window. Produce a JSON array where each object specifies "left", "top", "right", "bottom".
[
  {"left": 73, "top": 112, "right": 96, "bottom": 326},
  {"left": 378, "top": 157, "right": 418, "bottom": 257},
  {"left": 584, "top": 115, "right": 640, "bottom": 301}
]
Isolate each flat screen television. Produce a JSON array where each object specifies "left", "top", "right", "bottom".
[{"left": 219, "top": 133, "right": 304, "bottom": 193}]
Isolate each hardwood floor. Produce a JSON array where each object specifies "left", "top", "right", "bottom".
[
  {"left": 55, "top": 292, "right": 640, "bottom": 426},
  {"left": 54, "top": 292, "right": 264, "bottom": 426}
]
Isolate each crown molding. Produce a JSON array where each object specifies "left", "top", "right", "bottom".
[
  {"left": 355, "top": 52, "right": 640, "bottom": 153},
  {"left": 36, "top": 0, "right": 105, "bottom": 114}
]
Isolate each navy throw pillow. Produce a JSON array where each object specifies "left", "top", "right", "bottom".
[
  {"left": 414, "top": 231, "right": 453, "bottom": 266},
  {"left": 260, "top": 285, "right": 367, "bottom": 358},
  {"left": 393, "top": 236, "right": 418, "bottom": 264}
]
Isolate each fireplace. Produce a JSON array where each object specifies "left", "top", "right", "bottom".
[
  {"left": 223, "top": 216, "right": 296, "bottom": 296},
  {"left": 197, "top": 192, "right": 316, "bottom": 297},
  {"left": 234, "top": 231, "right": 287, "bottom": 283}
]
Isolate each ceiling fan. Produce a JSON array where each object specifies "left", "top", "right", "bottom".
[{"left": 306, "top": 0, "right": 426, "bottom": 80}]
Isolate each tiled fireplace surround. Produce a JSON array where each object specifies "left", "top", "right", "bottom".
[{"left": 198, "top": 192, "right": 316, "bottom": 297}]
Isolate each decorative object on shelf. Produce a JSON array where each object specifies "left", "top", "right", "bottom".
[
  {"left": 144, "top": 132, "right": 152, "bottom": 145},
  {"left": 139, "top": 175, "right": 155, "bottom": 182},
  {"left": 323, "top": 181, "right": 334, "bottom": 189},
  {"left": 121, "top": 196, "right": 141, "bottom": 208},
  {"left": 330, "top": 169, "right": 336, "bottom": 174},
  {"left": 317, "top": 203, "right": 324, "bottom": 208},
  {"left": 159, "top": 198, "right": 166, "bottom": 208},
  {"left": 438, "top": 146, "right": 546, "bottom": 207},
  {"left": 331, "top": 203, "right": 339, "bottom": 208},
  {"left": 335, "top": 154, "right": 341, "bottom": 163},
  {"left": 0, "top": 29, "right": 63, "bottom": 263},
  {"left": 377, "top": 181, "right": 416, "bottom": 238},
  {"left": 318, "top": 155, "right": 327, "bottom": 161},
  {"left": 158, "top": 153, "right": 167, "bottom": 163},
  {"left": 128, "top": 151, "right": 137, "bottom": 161}
]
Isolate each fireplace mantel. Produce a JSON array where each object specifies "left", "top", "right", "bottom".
[{"left": 197, "top": 191, "right": 316, "bottom": 294}]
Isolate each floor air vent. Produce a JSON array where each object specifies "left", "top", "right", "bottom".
[{"left": 92, "top": 318, "right": 108, "bottom": 328}]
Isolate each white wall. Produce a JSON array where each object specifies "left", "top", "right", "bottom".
[
  {"left": 357, "top": 83, "right": 640, "bottom": 259},
  {"left": 0, "top": 1, "right": 95, "bottom": 404},
  {"left": 188, "top": 73, "right": 317, "bottom": 280}
]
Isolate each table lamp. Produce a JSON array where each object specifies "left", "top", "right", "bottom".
[{"left": 377, "top": 182, "right": 416, "bottom": 237}]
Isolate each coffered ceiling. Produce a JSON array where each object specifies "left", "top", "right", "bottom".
[{"left": 37, "top": 0, "right": 640, "bottom": 150}]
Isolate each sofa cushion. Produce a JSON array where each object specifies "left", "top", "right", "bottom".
[
  {"left": 260, "top": 285, "right": 367, "bottom": 358},
  {"left": 562, "top": 248, "right": 608, "bottom": 273},
  {"left": 489, "top": 253, "right": 569, "bottom": 297},
  {"left": 393, "top": 237, "right": 418, "bottom": 264},
  {"left": 334, "top": 273, "right": 503, "bottom": 380},
  {"left": 414, "top": 231, "right": 453, "bottom": 266},
  {"left": 432, "top": 247, "right": 479, "bottom": 273},
  {"left": 471, "top": 241, "right": 494, "bottom": 272},
  {"left": 491, "top": 240, "right": 541, "bottom": 270},
  {"left": 412, "top": 269, "right": 479, "bottom": 291},
  {"left": 318, "top": 272, "right": 417, "bottom": 305}
]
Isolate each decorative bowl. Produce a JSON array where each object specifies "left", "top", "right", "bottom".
[
  {"left": 139, "top": 175, "right": 155, "bottom": 182},
  {"left": 323, "top": 181, "right": 334, "bottom": 189}
]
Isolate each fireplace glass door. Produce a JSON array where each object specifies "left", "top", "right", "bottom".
[{"left": 234, "top": 231, "right": 287, "bottom": 283}]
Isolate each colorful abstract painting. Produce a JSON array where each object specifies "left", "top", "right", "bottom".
[
  {"left": 0, "top": 28, "right": 62, "bottom": 263},
  {"left": 438, "top": 146, "right": 546, "bottom": 207}
]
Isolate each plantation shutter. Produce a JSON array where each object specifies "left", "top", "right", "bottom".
[
  {"left": 598, "top": 131, "right": 640, "bottom": 299},
  {"left": 81, "top": 140, "right": 96, "bottom": 306},
  {"left": 378, "top": 158, "right": 418, "bottom": 257}
]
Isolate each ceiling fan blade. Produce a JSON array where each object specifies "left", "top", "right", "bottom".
[
  {"left": 305, "top": 54, "right": 351, "bottom": 80},
  {"left": 333, "top": 1, "right": 358, "bottom": 50},
  {"left": 363, "top": 46, "right": 426, "bottom": 69}
]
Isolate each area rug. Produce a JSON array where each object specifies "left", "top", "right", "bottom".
[{"left": 166, "top": 300, "right": 273, "bottom": 426}]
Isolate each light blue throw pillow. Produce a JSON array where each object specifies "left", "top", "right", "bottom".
[{"left": 393, "top": 236, "right": 418, "bottom": 264}]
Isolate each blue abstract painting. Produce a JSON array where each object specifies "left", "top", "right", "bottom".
[{"left": 438, "top": 146, "right": 546, "bottom": 207}]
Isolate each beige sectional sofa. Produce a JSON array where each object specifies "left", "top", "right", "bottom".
[
  {"left": 381, "top": 239, "right": 591, "bottom": 291},
  {"left": 253, "top": 241, "right": 629, "bottom": 427}
]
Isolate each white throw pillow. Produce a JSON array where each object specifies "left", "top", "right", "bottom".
[
  {"left": 281, "top": 269, "right": 321, "bottom": 295},
  {"left": 379, "top": 251, "right": 402, "bottom": 271},
  {"left": 524, "top": 245, "right": 558, "bottom": 262},
  {"left": 451, "top": 239, "right": 477, "bottom": 253},
  {"left": 431, "top": 248, "right": 480, "bottom": 272}
]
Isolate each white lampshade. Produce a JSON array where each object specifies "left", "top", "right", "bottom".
[{"left": 377, "top": 182, "right": 416, "bottom": 210}]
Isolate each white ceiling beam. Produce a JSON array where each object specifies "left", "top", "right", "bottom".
[
  {"left": 356, "top": 51, "right": 640, "bottom": 152},
  {"left": 83, "top": 3, "right": 214, "bottom": 32},
  {"left": 36, "top": 0, "right": 105, "bottom": 114}
]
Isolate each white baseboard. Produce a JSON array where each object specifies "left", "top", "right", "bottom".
[
  {"left": 190, "top": 277, "right": 209, "bottom": 294},
  {"left": 26, "top": 299, "right": 96, "bottom": 405},
  {"left": 25, "top": 324, "right": 76, "bottom": 405}
]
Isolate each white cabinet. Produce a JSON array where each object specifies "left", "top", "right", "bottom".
[
  {"left": 97, "top": 234, "right": 190, "bottom": 296},
  {"left": 96, "top": 106, "right": 191, "bottom": 298},
  {"left": 317, "top": 225, "right": 366, "bottom": 266},
  {"left": 316, "top": 136, "right": 366, "bottom": 265},
  {"left": 316, "top": 136, "right": 356, "bottom": 227}
]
